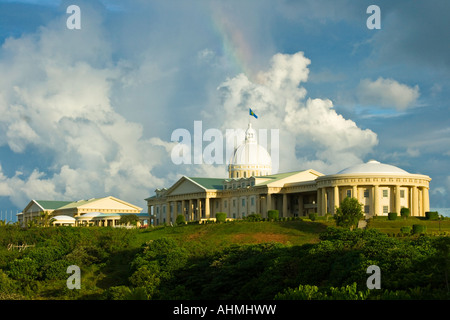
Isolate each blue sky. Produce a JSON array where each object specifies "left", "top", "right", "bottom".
[{"left": 0, "top": 0, "right": 449, "bottom": 219}]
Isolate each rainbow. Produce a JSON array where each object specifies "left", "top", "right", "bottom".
[{"left": 208, "top": 3, "right": 254, "bottom": 78}]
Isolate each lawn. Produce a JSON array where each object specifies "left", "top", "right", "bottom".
[
  {"left": 131, "top": 216, "right": 450, "bottom": 253},
  {"left": 368, "top": 216, "right": 450, "bottom": 234},
  {"left": 132, "top": 219, "right": 333, "bottom": 251}
]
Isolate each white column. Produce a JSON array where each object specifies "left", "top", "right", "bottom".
[
  {"left": 412, "top": 186, "right": 418, "bottom": 217},
  {"left": 282, "top": 193, "right": 288, "bottom": 217},
  {"left": 373, "top": 185, "right": 380, "bottom": 217},
  {"left": 317, "top": 188, "right": 322, "bottom": 215},
  {"left": 423, "top": 187, "right": 430, "bottom": 213},
  {"left": 333, "top": 186, "right": 339, "bottom": 213},
  {"left": 395, "top": 185, "right": 401, "bottom": 214},
  {"left": 205, "top": 197, "right": 210, "bottom": 219},
  {"left": 266, "top": 193, "right": 272, "bottom": 215}
]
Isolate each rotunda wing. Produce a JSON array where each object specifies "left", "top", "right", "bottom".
[{"left": 337, "top": 160, "right": 409, "bottom": 175}]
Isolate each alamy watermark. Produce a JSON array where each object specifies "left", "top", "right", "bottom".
[
  {"left": 66, "top": 265, "right": 81, "bottom": 289},
  {"left": 367, "top": 5, "right": 381, "bottom": 30},
  {"left": 170, "top": 121, "right": 279, "bottom": 173},
  {"left": 66, "top": 5, "right": 81, "bottom": 30},
  {"left": 366, "top": 265, "right": 381, "bottom": 289}
]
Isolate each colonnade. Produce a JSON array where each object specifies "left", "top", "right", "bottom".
[{"left": 316, "top": 184, "right": 430, "bottom": 217}]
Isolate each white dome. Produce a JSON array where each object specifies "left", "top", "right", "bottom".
[
  {"left": 230, "top": 123, "right": 272, "bottom": 166},
  {"left": 337, "top": 160, "right": 409, "bottom": 175},
  {"left": 232, "top": 143, "right": 272, "bottom": 166},
  {"left": 228, "top": 123, "right": 272, "bottom": 178}
]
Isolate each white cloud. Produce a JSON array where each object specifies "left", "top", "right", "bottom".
[
  {"left": 0, "top": 5, "right": 170, "bottom": 208},
  {"left": 357, "top": 77, "right": 420, "bottom": 110},
  {"left": 206, "top": 51, "right": 378, "bottom": 175},
  {"left": 0, "top": 3, "right": 381, "bottom": 209}
]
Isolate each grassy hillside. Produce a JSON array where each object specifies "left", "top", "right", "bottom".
[
  {"left": 0, "top": 217, "right": 449, "bottom": 300},
  {"left": 132, "top": 216, "right": 450, "bottom": 250},
  {"left": 133, "top": 220, "right": 332, "bottom": 249}
]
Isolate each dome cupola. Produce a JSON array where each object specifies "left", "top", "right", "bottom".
[{"left": 228, "top": 123, "right": 272, "bottom": 178}]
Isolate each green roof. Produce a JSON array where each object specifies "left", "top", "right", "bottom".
[
  {"left": 188, "top": 177, "right": 224, "bottom": 190},
  {"left": 35, "top": 200, "right": 73, "bottom": 210},
  {"left": 254, "top": 171, "right": 304, "bottom": 186},
  {"left": 57, "top": 198, "right": 101, "bottom": 210}
]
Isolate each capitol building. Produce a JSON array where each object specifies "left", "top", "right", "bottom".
[{"left": 146, "top": 123, "right": 431, "bottom": 225}]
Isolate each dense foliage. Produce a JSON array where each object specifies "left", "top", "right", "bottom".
[
  {"left": 334, "top": 197, "right": 364, "bottom": 229},
  {"left": 0, "top": 224, "right": 448, "bottom": 300}
]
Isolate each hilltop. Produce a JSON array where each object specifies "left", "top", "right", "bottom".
[{"left": 0, "top": 217, "right": 449, "bottom": 300}]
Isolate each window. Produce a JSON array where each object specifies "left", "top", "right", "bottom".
[
  {"left": 242, "top": 198, "right": 245, "bottom": 207},
  {"left": 224, "top": 200, "right": 227, "bottom": 208},
  {"left": 251, "top": 197, "right": 255, "bottom": 206},
  {"left": 346, "top": 190, "right": 352, "bottom": 198},
  {"left": 400, "top": 190, "right": 405, "bottom": 198},
  {"left": 383, "top": 206, "right": 389, "bottom": 214},
  {"left": 216, "top": 201, "right": 219, "bottom": 209},
  {"left": 364, "top": 205, "right": 370, "bottom": 214},
  {"left": 233, "top": 199, "right": 236, "bottom": 207},
  {"left": 383, "top": 190, "right": 388, "bottom": 198},
  {"left": 364, "top": 189, "right": 369, "bottom": 198}
]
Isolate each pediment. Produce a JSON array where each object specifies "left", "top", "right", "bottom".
[{"left": 166, "top": 177, "right": 206, "bottom": 196}]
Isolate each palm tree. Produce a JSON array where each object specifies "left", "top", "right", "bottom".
[{"left": 38, "top": 211, "right": 51, "bottom": 227}]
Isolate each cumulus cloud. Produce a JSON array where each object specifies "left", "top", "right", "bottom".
[
  {"left": 0, "top": 2, "right": 380, "bottom": 209},
  {"left": 357, "top": 77, "right": 420, "bottom": 110},
  {"left": 0, "top": 3, "right": 169, "bottom": 208},
  {"left": 205, "top": 51, "right": 378, "bottom": 175}
]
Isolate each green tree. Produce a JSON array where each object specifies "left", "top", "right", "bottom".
[
  {"left": 400, "top": 207, "right": 410, "bottom": 219},
  {"left": 38, "top": 211, "right": 52, "bottom": 227},
  {"left": 215, "top": 212, "right": 227, "bottom": 223},
  {"left": 119, "top": 214, "right": 139, "bottom": 226},
  {"left": 334, "top": 197, "right": 364, "bottom": 230},
  {"left": 176, "top": 214, "right": 185, "bottom": 225},
  {"left": 268, "top": 210, "right": 279, "bottom": 221}
]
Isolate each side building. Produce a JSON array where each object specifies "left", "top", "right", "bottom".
[{"left": 18, "top": 196, "right": 148, "bottom": 227}]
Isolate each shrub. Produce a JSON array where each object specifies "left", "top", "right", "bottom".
[
  {"left": 215, "top": 212, "right": 227, "bottom": 223},
  {"left": 41, "top": 259, "right": 72, "bottom": 280},
  {"left": 129, "top": 266, "right": 160, "bottom": 297},
  {"left": 27, "top": 246, "right": 66, "bottom": 267},
  {"left": 245, "top": 214, "right": 262, "bottom": 222},
  {"left": 119, "top": 214, "right": 139, "bottom": 226},
  {"left": 268, "top": 210, "right": 279, "bottom": 221},
  {"left": 175, "top": 214, "right": 185, "bottom": 226},
  {"left": 103, "top": 285, "right": 132, "bottom": 300},
  {"left": 412, "top": 224, "right": 427, "bottom": 234},
  {"left": 7, "top": 257, "right": 39, "bottom": 281},
  {"left": 388, "top": 212, "right": 397, "bottom": 220},
  {"left": 309, "top": 212, "right": 318, "bottom": 221},
  {"left": 0, "top": 270, "right": 18, "bottom": 294},
  {"left": 425, "top": 211, "right": 439, "bottom": 220},
  {"left": 400, "top": 226, "right": 412, "bottom": 235},
  {"left": 400, "top": 208, "right": 410, "bottom": 219}
]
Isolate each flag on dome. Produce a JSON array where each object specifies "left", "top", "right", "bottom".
[{"left": 249, "top": 108, "right": 258, "bottom": 119}]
